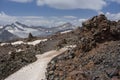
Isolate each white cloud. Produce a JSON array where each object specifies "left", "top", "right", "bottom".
[
  {"left": 105, "top": 12, "right": 120, "bottom": 21},
  {"left": 0, "top": 12, "right": 45, "bottom": 26},
  {"left": 8, "top": 0, "right": 119, "bottom": 11},
  {"left": 110, "top": 0, "right": 120, "bottom": 3},
  {"left": 1, "top": 12, "right": 119, "bottom": 27},
  {"left": 0, "top": 12, "right": 17, "bottom": 25},
  {"left": 0, "top": 12, "right": 84, "bottom": 27},
  {"left": 23, "top": 19, "right": 54, "bottom": 27},
  {"left": 36, "top": 0, "right": 106, "bottom": 11},
  {"left": 22, "top": 16, "right": 44, "bottom": 19},
  {"left": 9, "top": 0, "right": 33, "bottom": 3},
  {"left": 73, "top": 19, "right": 86, "bottom": 26},
  {"left": 63, "top": 16, "right": 77, "bottom": 19}
]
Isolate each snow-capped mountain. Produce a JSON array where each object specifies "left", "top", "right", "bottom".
[
  {"left": 0, "top": 22, "right": 76, "bottom": 41},
  {"left": 0, "top": 29, "right": 18, "bottom": 42},
  {"left": 50, "top": 22, "right": 75, "bottom": 32},
  {"left": 3, "top": 22, "right": 43, "bottom": 38},
  {"left": 0, "top": 25, "right": 3, "bottom": 29}
]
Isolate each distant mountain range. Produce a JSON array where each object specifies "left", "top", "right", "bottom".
[{"left": 0, "top": 22, "right": 76, "bottom": 41}]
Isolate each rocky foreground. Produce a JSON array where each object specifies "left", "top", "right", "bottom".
[
  {"left": 46, "top": 15, "right": 120, "bottom": 80},
  {"left": 0, "top": 36, "right": 59, "bottom": 80},
  {"left": 5, "top": 47, "right": 72, "bottom": 80}
]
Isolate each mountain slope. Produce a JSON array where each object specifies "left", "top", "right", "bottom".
[
  {"left": 0, "top": 22, "right": 76, "bottom": 40},
  {"left": 50, "top": 22, "right": 75, "bottom": 32},
  {"left": 0, "top": 29, "right": 18, "bottom": 41},
  {"left": 4, "top": 22, "right": 40, "bottom": 38}
]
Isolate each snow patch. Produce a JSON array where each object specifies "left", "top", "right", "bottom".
[
  {"left": 0, "top": 39, "right": 48, "bottom": 46},
  {"left": 11, "top": 41, "right": 24, "bottom": 45},
  {"left": 65, "top": 45, "right": 76, "bottom": 48},
  {"left": 11, "top": 39, "right": 48, "bottom": 45},
  {"left": 14, "top": 23, "right": 24, "bottom": 30},
  {"left": 61, "top": 30, "right": 72, "bottom": 34},
  {"left": 8, "top": 51, "right": 12, "bottom": 55},
  {"left": 16, "top": 49, "right": 24, "bottom": 52},
  {"left": 0, "top": 43, "right": 10, "bottom": 46},
  {"left": 27, "top": 39, "right": 47, "bottom": 46}
]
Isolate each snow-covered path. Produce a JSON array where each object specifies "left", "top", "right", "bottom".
[{"left": 5, "top": 47, "right": 69, "bottom": 80}]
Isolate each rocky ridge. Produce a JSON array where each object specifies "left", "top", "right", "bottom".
[{"left": 46, "top": 14, "right": 120, "bottom": 80}]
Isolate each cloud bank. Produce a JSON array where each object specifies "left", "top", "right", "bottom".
[
  {"left": 0, "top": 12, "right": 120, "bottom": 27},
  {"left": 9, "top": 0, "right": 33, "bottom": 3},
  {"left": 8, "top": 0, "right": 120, "bottom": 11},
  {"left": 36, "top": 0, "right": 106, "bottom": 11},
  {"left": 105, "top": 12, "right": 120, "bottom": 21},
  {"left": 110, "top": 0, "right": 120, "bottom": 3},
  {"left": 8, "top": 0, "right": 107, "bottom": 11},
  {"left": 0, "top": 12, "right": 85, "bottom": 27}
]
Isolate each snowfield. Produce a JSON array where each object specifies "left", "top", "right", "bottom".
[
  {"left": 6, "top": 23, "right": 40, "bottom": 38},
  {"left": 5, "top": 45, "right": 76, "bottom": 80},
  {"left": 0, "top": 39, "right": 47, "bottom": 46}
]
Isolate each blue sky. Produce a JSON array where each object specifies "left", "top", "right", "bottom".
[{"left": 0, "top": 0, "right": 120, "bottom": 27}]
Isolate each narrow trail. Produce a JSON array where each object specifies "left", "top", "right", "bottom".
[{"left": 5, "top": 47, "right": 69, "bottom": 80}]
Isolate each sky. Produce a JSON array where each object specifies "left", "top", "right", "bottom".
[{"left": 0, "top": 0, "right": 120, "bottom": 27}]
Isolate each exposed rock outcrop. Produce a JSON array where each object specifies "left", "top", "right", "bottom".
[{"left": 46, "top": 14, "right": 120, "bottom": 80}]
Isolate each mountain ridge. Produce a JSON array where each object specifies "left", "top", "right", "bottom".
[{"left": 0, "top": 22, "right": 76, "bottom": 41}]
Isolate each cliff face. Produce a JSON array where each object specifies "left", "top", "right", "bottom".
[{"left": 46, "top": 14, "right": 120, "bottom": 80}]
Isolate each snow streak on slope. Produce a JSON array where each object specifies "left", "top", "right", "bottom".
[
  {"left": 11, "top": 41, "right": 24, "bottom": 45},
  {"left": 60, "top": 30, "right": 72, "bottom": 34},
  {"left": 0, "top": 39, "right": 47, "bottom": 46},
  {"left": 27, "top": 39, "right": 47, "bottom": 45}
]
